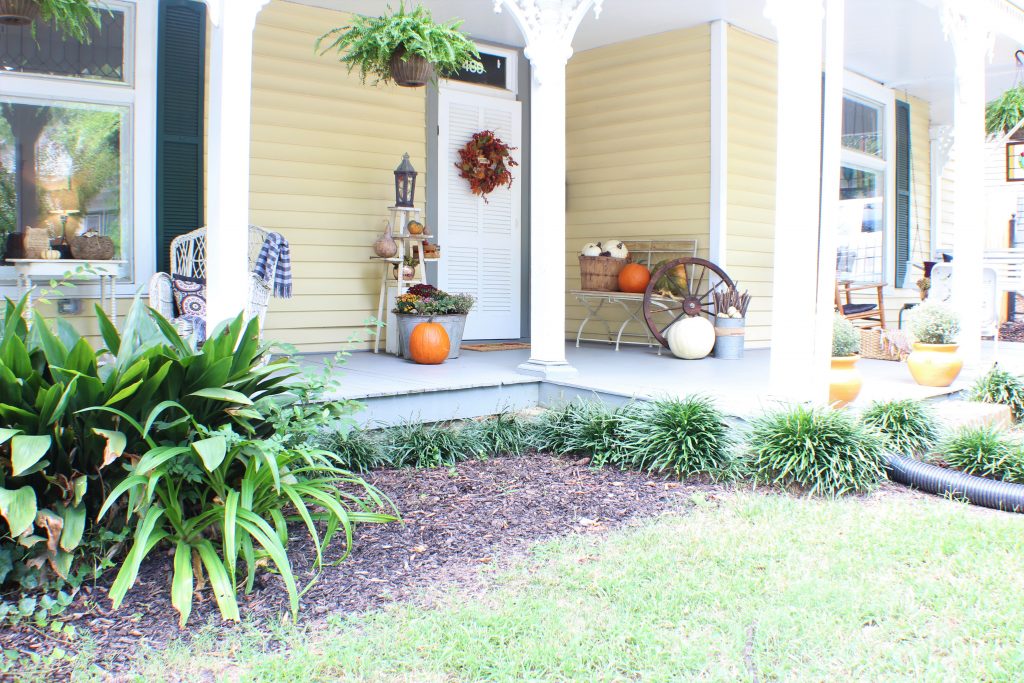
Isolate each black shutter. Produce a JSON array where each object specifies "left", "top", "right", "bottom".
[
  {"left": 156, "top": 0, "right": 205, "bottom": 274},
  {"left": 894, "top": 100, "right": 911, "bottom": 288}
]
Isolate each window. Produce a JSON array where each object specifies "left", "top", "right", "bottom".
[
  {"left": 0, "top": 99, "right": 130, "bottom": 260},
  {"left": 0, "top": 1, "right": 153, "bottom": 287},
  {"left": 0, "top": 9, "right": 127, "bottom": 81},
  {"left": 836, "top": 81, "right": 895, "bottom": 286}
]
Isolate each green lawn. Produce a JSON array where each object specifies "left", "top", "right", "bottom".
[{"left": 93, "top": 491, "right": 1024, "bottom": 682}]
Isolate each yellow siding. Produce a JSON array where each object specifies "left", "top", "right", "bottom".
[
  {"left": 565, "top": 26, "right": 711, "bottom": 338},
  {"left": 725, "top": 27, "right": 776, "bottom": 346},
  {"left": 250, "top": 1, "right": 426, "bottom": 352}
]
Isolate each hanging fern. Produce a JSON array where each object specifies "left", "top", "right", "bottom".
[
  {"left": 315, "top": 3, "right": 483, "bottom": 86},
  {"left": 29, "top": 0, "right": 103, "bottom": 44},
  {"left": 986, "top": 85, "right": 1024, "bottom": 137}
]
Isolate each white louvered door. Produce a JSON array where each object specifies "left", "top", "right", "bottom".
[{"left": 438, "top": 88, "right": 522, "bottom": 340}]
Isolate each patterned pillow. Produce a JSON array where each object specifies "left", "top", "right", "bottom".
[{"left": 171, "top": 274, "right": 207, "bottom": 319}]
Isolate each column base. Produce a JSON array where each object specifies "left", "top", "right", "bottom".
[{"left": 517, "top": 358, "right": 579, "bottom": 379}]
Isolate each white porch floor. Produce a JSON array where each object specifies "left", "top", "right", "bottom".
[{"left": 304, "top": 341, "right": 1024, "bottom": 424}]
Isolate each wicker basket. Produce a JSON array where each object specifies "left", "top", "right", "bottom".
[
  {"left": 859, "top": 328, "right": 908, "bottom": 362},
  {"left": 69, "top": 233, "right": 115, "bottom": 260},
  {"left": 579, "top": 254, "right": 630, "bottom": 292}
]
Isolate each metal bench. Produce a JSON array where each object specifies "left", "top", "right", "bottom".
[{"left": 572, "top": 239, "right": 698, "bottom": 351}]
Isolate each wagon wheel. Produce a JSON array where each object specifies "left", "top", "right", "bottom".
[{"left": 642, "top": 257, "right": 734, "bottom": 349}]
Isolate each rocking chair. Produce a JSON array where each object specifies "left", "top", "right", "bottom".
[
  {"left": 149, "top": 225, "right": 272, "bottom": 340},
  {"left": 835, "top": 279, "right": 886, "bottom": 329}
]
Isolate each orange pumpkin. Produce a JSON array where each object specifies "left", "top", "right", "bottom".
[
  {"left": 409, "top": 322, "right": 450, "bottom": 364},
  {"left": 618, "top": 263, "right": 651, "bottom": 293}
]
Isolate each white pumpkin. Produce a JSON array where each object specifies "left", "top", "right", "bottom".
[
  {"left": 600, "top": 240, "right": 628, "bottom": 259},
  {"left": 666, "top": 315, "right": 715, "bottom": 360},
  {"left": 581, "top": 242, "right": 602, "bottom": 257}
]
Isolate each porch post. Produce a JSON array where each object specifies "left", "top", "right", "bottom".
[
  {"left": 204, "top": 0, "right": 270, "bottom": 327},
  {"left": 764, "top": 0, "right": 828, "bottom": 400},
  {"left": 943, "top": 1, "right": 991, "bottom": 367},
  {"left": 495, "top": 0, "right": 603, "bottom": 379},
  {"left": 815, "top": 0, "right": 845, "bottom": 397}
]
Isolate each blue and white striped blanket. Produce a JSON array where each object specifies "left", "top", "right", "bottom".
[{"left": 253, "top": 232, "right": 293, "bottom": 299}]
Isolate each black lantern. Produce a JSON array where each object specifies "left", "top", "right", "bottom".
[{"left": 394, "top": 153, "right": 418, "bottom": 207}]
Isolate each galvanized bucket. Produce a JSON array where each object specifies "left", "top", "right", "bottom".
[
  {"left": 713, "top": 317, "right": 745, "bottom": 359},
  {"left": 397, "top": 314, "right": 466, "bottom": 360}
]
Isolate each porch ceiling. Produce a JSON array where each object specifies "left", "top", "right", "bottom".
[{"left": 293, "top": 0, "right": 1024, "bottom": 123}]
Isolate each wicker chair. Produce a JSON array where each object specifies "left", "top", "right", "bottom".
[{"left": 149, "top": 225, "right": 272, "bottom": 340}]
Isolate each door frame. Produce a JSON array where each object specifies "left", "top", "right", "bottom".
[{"left": 426, "top": 42, "right": 529, "bottom": 339}]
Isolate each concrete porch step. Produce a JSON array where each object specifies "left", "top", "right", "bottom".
[{"left": 931, "top": 400, "right": 1013, "bottom": 431}]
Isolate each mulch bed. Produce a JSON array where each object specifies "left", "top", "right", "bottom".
[{"left": 1, "top": 454, "right": 711, "bottom": 678}]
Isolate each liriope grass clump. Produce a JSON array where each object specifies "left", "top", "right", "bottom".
[
  {"left": 968, "top": 365, "right": 1024, "bottom": 422},
  {"left": 620, "top": 396, "right": 738, "bottom": 480},
  {"left": 748, "top": 406, "right": 886, "bottom": 497},
  {"left": 310, "top": 428, "right": 387, "bottom": 473},
  {"left": 381, "top": 421, "right": 477, "bottom": 468},
  {"left": 860, "top": 399, "right": 939, "bottom": 456},
  {"left": 464, "top": 412, "right": 535, "bottom": 457},
  {"left": 939, "top": 425, "right": 1024, "bottom": 483},
  {"left": 531, "top": 400, "right": 636, "bottom": 466}
]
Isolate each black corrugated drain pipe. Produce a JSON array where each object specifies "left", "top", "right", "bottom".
[{"left": 886, "top": 454, "right": 1024, "bottom": 513}]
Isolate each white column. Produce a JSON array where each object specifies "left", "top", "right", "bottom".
[
  {"left": 764, "top": 0, "right": 828, "bottom": 400},
  {"left": 814, "top": 0, "right": 845, "bottom": 399},
  {"left": 709, "top": 20, "right": 729, "bottom": 269},
  {"left": 495, "top": 0, "right": 603, "bottom": 379},
  {"left": 943, "top": 1, "right": 991, "bottom": 367},
  {"left": 204, "top": 0, "right": 270, "bottom": 328}
]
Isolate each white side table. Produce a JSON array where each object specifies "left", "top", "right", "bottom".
[{"left": 8, "top": 259, "right": 127, "bottom": 326}]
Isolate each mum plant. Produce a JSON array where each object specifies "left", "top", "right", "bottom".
[
  {"left": 832, "top": 314, "right": 859, "bottom": 357},
  {"left": 909, "top": 301, "right": 960, "bottom": 344},
  {"left": 315, "top": 3, "right": 483, "bottom": 86},
  {"left": 394, "top": 284, "right": 475, "bottom": 315}
]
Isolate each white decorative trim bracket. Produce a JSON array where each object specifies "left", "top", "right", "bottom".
[{"left": 494, "top": 0, "right": 602, "bottom": 81}]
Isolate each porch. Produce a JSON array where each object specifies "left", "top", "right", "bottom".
[{"left": 309, "top": 340, "right": 1023, "bottom": 425}]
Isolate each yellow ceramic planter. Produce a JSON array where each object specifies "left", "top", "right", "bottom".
[
  {"left": 829, "top": 355, "right": 862, "bottom": 408},
  {"left": 907, "top": 343, "right": 963, "bottom": 387}
]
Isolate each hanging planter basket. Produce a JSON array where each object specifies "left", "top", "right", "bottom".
[
  {"left": 389, "top": 47, "right": 434, "bottom": 88},
  {"left": 0, "top": 0, "right": 40, "bottom": 26}
]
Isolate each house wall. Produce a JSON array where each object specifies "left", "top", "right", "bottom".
[
  {"left": 725, "top": 27, "right": 776, "bottom": 346},
  {"left": 249, "top": 1, "right": 427, "bottom": 352},
  {"left": 564, "top": 26, "right": 712, "bottom": 341}
]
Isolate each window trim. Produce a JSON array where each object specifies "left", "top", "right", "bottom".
[
  {"left": 0, "top": 0, "right": 156, "bottom": 300},
  {"left": 841, "top": 71, "right": 898, "bottom": 289}
]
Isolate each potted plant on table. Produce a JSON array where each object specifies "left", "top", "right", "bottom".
[
  {"left": 315, "top": 3, "right": 483, "bottom": 87},
  {"left": 907, "top": 301, "right": 963, "bottom": 387},
  {"left": 393, "top": 284, "right": 475, "bottom": 360},
  {"left": 0, "top": 0, "right": 101, "bottom": 42},
  {"left": 830, "top": 314, "right": 862, "bottom": 408}
]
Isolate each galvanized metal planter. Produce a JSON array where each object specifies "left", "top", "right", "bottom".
[
  {"left": 713, "top": 317, "right": 745, "bottom": 359},
  {"left": 397, "top": 314, "right": 466, "bottom": 360}
]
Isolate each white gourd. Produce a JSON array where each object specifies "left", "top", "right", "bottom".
[
  {"left": 666, "top": 316, "right": 715, "bottom": 360},
  {"left": 600, "top": 240, "right": 628, "bottom": 259},
  {"left": 581, "top": 243, "right": 601, "bottom": 257}
]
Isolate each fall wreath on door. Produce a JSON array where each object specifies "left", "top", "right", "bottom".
[{"left": 455, "top": 130, "right": 518, "bottom": 202}]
